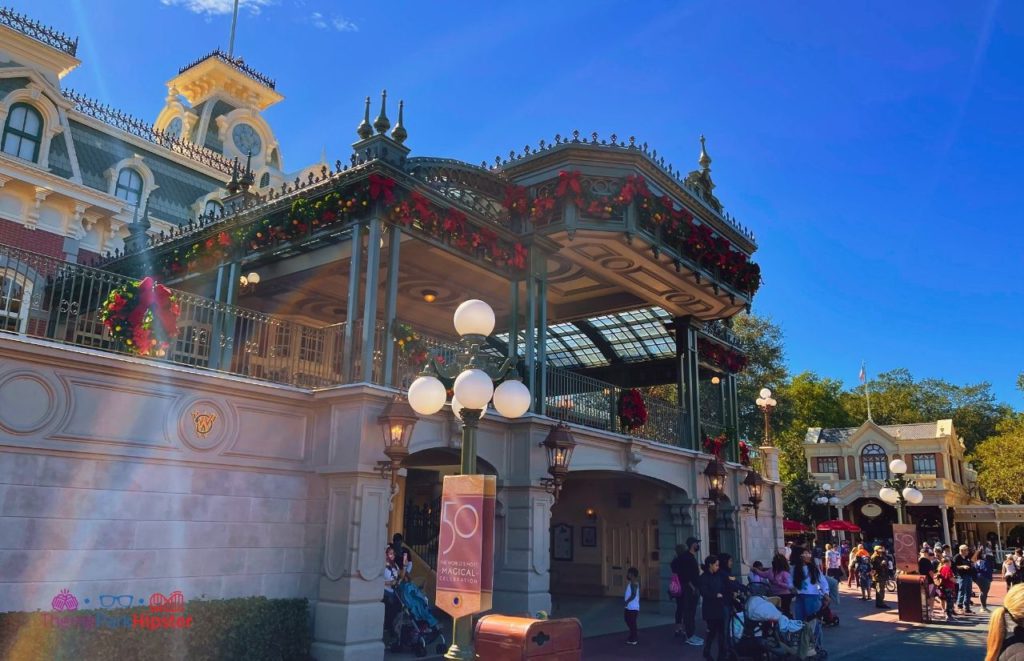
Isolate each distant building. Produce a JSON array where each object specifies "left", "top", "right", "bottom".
[{"left": 804, "top": 419, "right": 985, "bottom": 544}]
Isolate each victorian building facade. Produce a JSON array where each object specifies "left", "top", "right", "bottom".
[
  {"left": 804, "top": 419, "right": 985, "bottom": 545},
  {"left": 0, "top": 8, "right": 782, "bottom": 659}
]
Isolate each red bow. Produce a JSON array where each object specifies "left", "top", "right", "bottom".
[
  {"left": 556, "top": 171, "right": 582, "bottom": 198},
  {"left": 368, "top": 174, "right": 395, "bottom": 203}
]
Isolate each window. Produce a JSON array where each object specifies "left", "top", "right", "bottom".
[
  {"left": 259, "top": 172, "right": 270, "bottom": 188},
  {"left": 912, "top": 454, "right": 937, "bottom": 475},
  {"left": 0, "top": 270, "right": 30, "bottom": 333},
  {"left": 114, "top": 168, "right": 144, "bottom": 206},
  {"left": 816, "top": 457, "right": 839, "bottom": 474},
  {"left": 2, "top": 103, "right": 43, "bottom": 162},
  {"left": 861, "top": 444, "right": 888, "bottom": 480},
  {"left": 299, "top": 327, "right": 323, "bottom": 362},
  {"left": 203, "top": 200, "right": 223, "bottom": 217}
]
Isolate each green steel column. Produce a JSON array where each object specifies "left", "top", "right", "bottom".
[
  {"left": 444, "top": 407, "right": 481, "bottom": 661},
  {"left": 219, "top": 261, "right": 240, "bottom": 370},
  {"left": 508, "top": 279, "right": 519, "bottom": 371},
  {"left": 208, "top": 263, "right": 227, "bottom": 371},
  {"left": 674, "top": 317, "right": 700, "bottom": 449},
  {"left": 524, "top": 251, "right": 537, "bottom": 412},
  {"left": 726, "top": 373, "right": 739, "bottom": 461},
  {"left": 382, "top": 226, "right": 401, "bottom": 386},
  {"left": 537, "top": 263, "right": 548, "bottom": 413},
  {"left": 341, "top": 227, "right": 363, "bottom": 382},
  {"left": 361, "top": 218, "right": 382, "bottom": 383}
]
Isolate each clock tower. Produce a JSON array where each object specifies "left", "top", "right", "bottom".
[{"left": 153, "top": 49, "right": 285, "bottom": 192}]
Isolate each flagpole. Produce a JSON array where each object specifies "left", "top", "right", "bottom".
[
  {"left": 862, "top": 362, "right": 873, "bottom": 422},
  {"left": 228, "top": 0, "right": 240, "bottom": 57}
]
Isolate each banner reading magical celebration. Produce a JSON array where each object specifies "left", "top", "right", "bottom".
[{"left": 435, "top": 475, "right": 496, "bottom": 618}]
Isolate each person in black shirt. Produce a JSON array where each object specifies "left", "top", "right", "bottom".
[
  {"left": 671, "top": 536, "right": 704, "bottom": 646},
  {"left": 699, "top": 555, "right": 728, "bottom": 661},
  {"left": 953, "top": 544, "right": 975, "bottom": 614},
  {"left": 918, "top": 549, "right": 937, "bottom": 618}
]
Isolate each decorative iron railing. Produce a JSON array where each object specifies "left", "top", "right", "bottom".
[
  {"left": 0, "top": 7, "right": 78, "bottom": 56},
  {"left": 700, "top": 319, "right": 742, "bottom": 349},
  {"left": 0, "top": 242, "right": 356, "bottom": 387},
  {"left": 404, "top": 497, "right": 440, "bottom": 571},
  {"left": 178, "top": 48, "right": 276, "bottom": 90},
  {"left": 62, "top": 89, "right": 234, "bottom": 175}
]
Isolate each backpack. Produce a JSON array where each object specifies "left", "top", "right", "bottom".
[{"left": 669, "top": 574, "right": 683, "bottom": 597}]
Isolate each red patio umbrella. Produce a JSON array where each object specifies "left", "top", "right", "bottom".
[
  {"left": 816, "top": 519, "right": 861, "bottom": 532},
  {"left": 783, "top": 519, "right": 810, "bottom": 533}
]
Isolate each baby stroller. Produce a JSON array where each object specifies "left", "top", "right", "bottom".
[{"left": 390, "top": 581, "right": 446, "bottom": 657}]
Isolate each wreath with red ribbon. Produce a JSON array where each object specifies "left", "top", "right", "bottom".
[
  {"left": 703, "top": 433, "right": 728, "bottom": 460},
  {"left": 618, "top": 388, "right": 648, "bottom": 430},
  {"left": 738, "top": 440, "right": 751, "bottom": 466},
  {"left": 101, "top": 277, "right": 180, "bottom": 357}
]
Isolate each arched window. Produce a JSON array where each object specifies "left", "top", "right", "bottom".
[
  {"left": 203, "top": 200, "right": 223, "bottom": 217},
  {"left": 259, "top": 172, "right": 270, "bottom": 188},
  {"left": 115, "top": 168, "right": 144, "bottom": 206},
  {"left": 2, "top": 103, "right": 43, "bottom": 162},
  {"left": 0, "top": 269, "right": 31, "bottom": 333},
  {"left": 861, "top": 444, "right": 888, "bottom": 480}
]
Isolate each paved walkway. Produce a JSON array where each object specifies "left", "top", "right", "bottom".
[{"left": 390, "top": 578, "right": 1004, "bottom": 659}]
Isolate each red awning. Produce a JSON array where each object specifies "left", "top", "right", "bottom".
[
  {"left": 783, "top": 519, "right": 810, "bottom": 532},
  {"left": 816, "top": 519, "right": 862, "bottom": 532}
]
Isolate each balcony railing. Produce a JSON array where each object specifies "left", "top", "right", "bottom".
[
  {"left": 2, "top": 243, "right": 722, "bottom": 449},
  {"left": 0, "top": 7, "right": 78, "bottom": 56}
]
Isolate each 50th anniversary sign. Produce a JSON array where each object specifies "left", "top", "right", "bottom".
[{"left": 435, "top": 475, "right": 496, "bottom": 618}]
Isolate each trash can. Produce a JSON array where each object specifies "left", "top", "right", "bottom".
[
  {"left": 474, "top": 615, "right": 582, "bottom": 661},
  {"left": 896, "top": 574, "right": 928, "bottom": 623}
]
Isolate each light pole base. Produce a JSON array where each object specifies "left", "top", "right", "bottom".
[{"left": 444, "top": 616, "right": 474, "bottom": 660}]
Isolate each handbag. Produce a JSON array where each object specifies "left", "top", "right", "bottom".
[{"left": 669, "top": 574, "right": 683, "bottom": 597}]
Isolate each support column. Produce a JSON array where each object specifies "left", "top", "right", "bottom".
[
  {"left": 361, "top": 218, "right": 383, "bottom": 383},
  {"left": 342, "top": 228, "right": 363, "bottom": 382},
  {"left": 940, "top": 505, "right": 951, "bottom": 545},
  {"left": 313, "top": 473, "right": 392, "bottom": 660},
  {"left": 491, "top": 484, "right": 553, "bottom": 617},
  {"left": 210, "top": 261, "right": 240, "bottom": 371},
  {"left": 673, "top": 317, "right": 700, "bottom": 449},
  {"left": 725, "top": 373, "right": 739, "bottom": 461},
  {"left": 381, "top": 226, "right": 401, "bottom": 386},
  {"left": 524, "top": 246, "right": 547, "bottom": 414}
]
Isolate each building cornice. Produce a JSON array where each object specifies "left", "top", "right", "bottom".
[{"left": 0, "top": 153, "right": 124, "bottom": 212}]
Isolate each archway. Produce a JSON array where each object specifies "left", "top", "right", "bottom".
[{"left": 548, "top": 470, "right": 691, "bottom": 628}]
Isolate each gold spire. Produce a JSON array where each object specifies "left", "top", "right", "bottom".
[
  {"left": 391, "top": 100, "right": 407, "bottom": 145},
  {"left": 698, "top": 134, "right": 711, "bottom": 172},
  {"left": 373, "top": 89, "right": 390, "bottom": 135},
  {"left": 357, "top": 96, "right": 373, "bottom": 139}
]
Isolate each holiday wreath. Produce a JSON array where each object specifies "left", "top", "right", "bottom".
[
  {"left": 100, "top": 277, "right": 180, "bottom": 357},
  {"left": 618, "top": 388, "right": 648, "bottom": 430},
  {"left": 703, "top": 433, "right": 728, "bottom": 460}
]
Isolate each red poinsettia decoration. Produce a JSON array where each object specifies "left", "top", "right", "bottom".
[
  {"left": 703, "top": 433, "right": 728, "bottom": 460},
  {"left": 101, "top": 277, "right": 180, "bottom": 357},
  {"left": 617, "top": 388, "right": 648, "bottom": 430},
  {"left": 738, "top": 440, "right": 751, "bottom": 466},
  {"left": 368, "top": 174, "right": 396, "bottom": 203}
]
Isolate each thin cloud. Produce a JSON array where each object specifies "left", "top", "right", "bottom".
[
  {"left": 160, "top": 0, "right": 273, "bottom": 16},
  {"left": 310, "top": 11, "right": 358, "bottom": 32}
]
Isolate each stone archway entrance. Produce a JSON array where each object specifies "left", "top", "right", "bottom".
[{"left": 547, "top": 470, "right": 692, "bottom": 629}]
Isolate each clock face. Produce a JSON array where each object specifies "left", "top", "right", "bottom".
[
  {"left": 232, "top": 123, "right": 262, "bottom": 155},
  {"left": 165, "top": 117, "right": 183, "bottom": 139}
]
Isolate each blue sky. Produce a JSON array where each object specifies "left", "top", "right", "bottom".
[{"left": 16, "top": 1, "right": 1024, "bottom": 404}]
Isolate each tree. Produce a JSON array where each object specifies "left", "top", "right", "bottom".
[
  {"left": 970, "top": 414, "right": 1024, "bottom": 504},
  {"left": 775, "top": 372, "right": 855, "bottom": 483},
  {"left": 732, "top": 312, "right": 787, "bottom": 443},
  {"left": 782, "top": 473, "right": 821, "bottom": 524}
]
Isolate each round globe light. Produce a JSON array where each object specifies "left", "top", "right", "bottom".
[
  {"left": 247, "top": 272, "right": 261, "bottom": 284},
  {"left": 815, "top": 496, "right": 826, "bottom": 505},
  {"left": 829, "top": 497, "right": 840, "bottom": 506},
  {"left": 767, "top": 398, "right": 778, "bottom": 407},
  {"left": 453, "top": 299, "right": 495, "bottom": 337},
  {"left": 878, "top": 487, "right": 899, "bottom": 505},
  {"left": 453, "top": 369, "right": 494, "bottom": 410},
  {"left": 759, "top": 387, "right": 772, "bottom": 399},
  {"left": 450, "top": 395, "right": 487, "bottom": 422},
  {"left": 493, "top": 379, "right": 531, "bottom": 418},
  {"left": 408, "top": 375, "right": 447, "bottom": 415},
  {"left": 889, "top": 458, "right": 907, "bottom": 475},
  {"left": 822, "top": 483, "right": 832, "bottom": 492},
  {"left": 904, "top": 487, "right": 924, "bottom": 504},
  {"left": 755, "top": 398, "right": 766, "bottom": 407}
]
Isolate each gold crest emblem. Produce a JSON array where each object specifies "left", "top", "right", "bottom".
[{"left": 192, "top": 410, "right": 217, "bottom": 438}]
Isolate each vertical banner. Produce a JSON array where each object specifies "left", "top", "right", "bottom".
[
  {"left": 893, "top": 523, "right": 919, "bottom": 573},
  {"left": 435, "top": 474, "right": 496, "bottom": 618}
]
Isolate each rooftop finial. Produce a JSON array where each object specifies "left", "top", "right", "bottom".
[
  {"left": 373, "top": 89, "right": 390, "bottom": 135},
  {"left": 357, "top": 96, "right": 373, "bottom": 140},
  {"left": 698, "top": 134, "right": 711, "bottom": 172},
  {"left": 392, "top": 100, "right": 407, "bottom": 145},
  {"left": 226, "top": 157, "right": 240, "bottom": 194}
]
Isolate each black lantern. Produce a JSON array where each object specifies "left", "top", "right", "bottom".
[
  {"left": 704, "top": 458, "right": 728, "bottom": 503},
  {"left": 375, "top": 396, "right": 418, "bottom": 492},
  {"left": 742, "top": 469, "right": 765, "bottom": 519},
  {"left": 540, "top": 423, "right": 576, "bottom": 503}
]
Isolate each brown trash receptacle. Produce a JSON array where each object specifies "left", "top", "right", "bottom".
[
  {"left": 474, "top": 615, "right": 582, "bottom": 661},
  {"left": 896, "top": 574, "right": 928, "bottom": 623}
]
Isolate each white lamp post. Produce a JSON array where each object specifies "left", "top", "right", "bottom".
[
  {"left": 755, "top": 387, "right": 778, "bottom": 447},
  {"left": 878, "top": 458, "right": 922, "bottom": 524}
]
